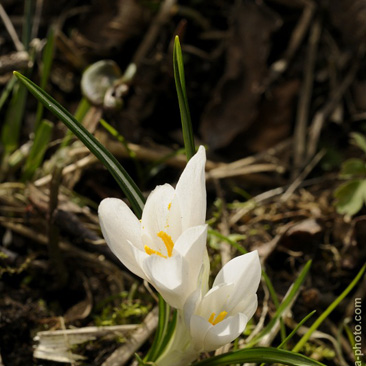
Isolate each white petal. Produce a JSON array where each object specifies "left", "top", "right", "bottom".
[
  {"left": 164, "top": 193, "right": 183, "bottom": 242},
  {"left": 122, "top": 240, "right": 150, "bottom": 280},
  {"left": 143, "top": 255, "right": 186, "bottom": 309},
  {"left": 203, "top": 313, "right": 248, "bottom": 352},
  {"left": 213, "top": 251, "right": 261, "bottom": 310},
  {"left": 183, "top": 289, "right": 202, "bottom": 329},
  {"left": 172, "top": 225, "right": 208, "bottom": 302},
  {"left": 175, "top": 146, "right": 206, "bottom": 231},
  {"left": 174, "top": 225, "right": 207, "bottom": 257},
  {"left": 231, "top": 293, "right": 258, "bottom": 320},
  {"left": 198, "top": 283, "right": 234, "bottom": 317},
  {"left": 189, "top": 314, "right": 211, "bottom": 352},
  {"left": 98, "top": 198, "right": 146, "bottom": 279},
  {"left": 141, "top": 184, "right": 181, "bottom": 250},
  {"left": 199, "top": 250, "right": 210, "bottom": 294}
]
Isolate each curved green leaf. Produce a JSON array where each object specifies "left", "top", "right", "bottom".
[
  {"left": 247, "top": 260, "right": 312, "bottom": 346},
  {"left": 350, "top": 132, "right": 366, "bottom": 154},
  {"left": 339, "top": 158, "right": 366, "bottom": 178},
  {"left": 145, "top": 295, "right": 171, "bottom": 362},
  {"left": 13, "top": 71, "right": 145, "bottom": 217},
  {"left": 334, "top": 179, "right": 366, "bottom": 216},
  {"left": 293, "top": 263, "right": 366, "bottom": 352},
  {"left": 173, "top": 36, "right": 195, "bottom": 161},
  {"left": 192, "top": 347, "right": 326, "bottom": 366}
]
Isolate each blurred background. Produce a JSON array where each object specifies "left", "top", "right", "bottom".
[{"left": 0, "top": 0, "right": 365, "bottom": 365}]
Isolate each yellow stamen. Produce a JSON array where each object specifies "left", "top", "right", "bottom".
[
  {"left": 168, "top": 202, "right": 172, "bottom": 210},
  {"left": 144, "top": 245, "right": 167, "bottom": 258},
  {"left": 157, "top": 231, "right": 174, "bottom": 257},
  {"left": 208, "top": 313, "right": 216, "bottom": 324},
  {"left": 208, "top": 311, "right": 228, "bottom": 325}
]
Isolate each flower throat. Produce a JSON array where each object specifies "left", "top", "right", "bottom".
[{"left": 144, "top": 231, "right": 174, "bottom": 258}]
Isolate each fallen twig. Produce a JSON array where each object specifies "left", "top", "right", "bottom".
[
  {"left": 102, "top": 306, "right": 158, "bottom": 366},
  {"left": 34, "top": 324, "right": 138, "bottom": 363}
]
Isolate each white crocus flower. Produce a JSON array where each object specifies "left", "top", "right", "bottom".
[
  {"left": 98, "top": 146, "right": 208, "bottom": 309},
  {"left": 184, "top": 250, "right": 261, "bottom": 352}
]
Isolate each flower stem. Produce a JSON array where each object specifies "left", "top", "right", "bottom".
[{"left": 155, "top": 310, "right": 199, "bottom": 366}]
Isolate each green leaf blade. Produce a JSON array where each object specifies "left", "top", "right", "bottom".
[
  {"left": 192, "top": 347, "right": 326, "bottom": 366},
  {"left": 1, "top": 81, "right": 28, "bottom": 156},
  {"left": 247, "top": 260, "right": 312, "bottom": 347},
  {"left": 14, "top": 71, "right": 145, "bottom": 217},
  {"left": 293, "top": 263, "right": 366, "bottom": 353},
  {"left": 173, "top": 36, "right": 195, "bottom": 161},
  {"left": 35, "top": 26, "right": 56, "bottom": 129},
  {"left": 22, "top": 119, "right": 53, "bottom": 181}
]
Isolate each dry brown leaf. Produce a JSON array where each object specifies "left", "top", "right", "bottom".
[
  {"left": 245, "top": 79, "right": 300, "bottom": 153},
  {"left": 200, "top": 2, "right": 282, "bottom": 150}
]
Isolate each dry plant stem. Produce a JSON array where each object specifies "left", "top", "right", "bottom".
[
  {"left": 207, "top": 163, "right": 284, "bottom": 180},
  {"left": 35, "top": 324, "right": 138, "bottom": 338},
  {"left": 48, "top": 165, "right": 68, "bottom": 286},
  {"left": 212, "top": 139, "right": 290, "bottom": 171},
  {"left": 285, "top": 318, "right": 347, "bottom": 365},
  {"left": 242, "top": 278, "right": 270, "bottom": 347},
  {"left": 230, "top": 173, "right": 338, "bottom": 226},
  {"left": 293, "top": 19, "right": 321, "bottom": 176},
  {"left": 35, "top": 154, "right": 96, "bottom": 187},
  {"left": 257, "top": 283, "right": 300, "bottom": 347},
  {"left": 280, "top": 0, "right": 315, "bottom": 64},
  {"left": 35, "top": 135, "right": 286, "bottom": 189},
  {"left": 281, "top": 148, "right": 326, "bottom": 202},
  {"left": 34, "top": 325, "right": 138, "bottom": 363},
  {"left": 229, "top": 188, "right": 284, "bottom": 226},
  {"left": 325, "top": 319, "right": 352, "bottom": 365},
  {"left": 31, "top": 0, "right": 44, "bottom": 41},
  {"left": 306, "top": 56, "right": 361, "bottom": 160},
  {"left": 0, "top": 221, "right": 125, "bottom": 291},
  {"left": 0, "top": 4, "right": 24, "bottom": 51},
  {"left": 213, "top": 179, "right": 232, "bottom": 266},
  {"left": 55, "top": 29, "right": 87, "bottom": 69},
  {"left": 132, "top": 0, "right": 176, "bottom": 66},
  {"left": 269, "top": 0, "right": 315, "bottom": 80},
  {"left": 102, "top": 307, "right": 159, "bottom": 366},
  {"left": 0, "top": 51, "right": 30, "bottom": 74}
]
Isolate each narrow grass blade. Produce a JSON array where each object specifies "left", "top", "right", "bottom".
[
  {"left": 262, "top": 270, "right": 287, "bottom": 341},
  {"left": 279, "top": 310, "right": 316, "bottom": 349},
  {"left": 60, "top": 97, "right": 90, "bottom": 148},
  {"left": 157, "top": 308, "right": 177, "bottom": 357},
  {"left": 22, "top": 0, "right": 33, "bottom": 50},
  {"left": 22, "top": 119, "right": 53, "bottom": 181},
  {"left": 14, "top": 71, "right": 145, "bottom": 217},
  {"left": 147, "top": 147, "right": 185, "bottom": 179},
  {"left": 208, "top": 228, "right": 247, "bottom": 254},
  {"left": 293, "top": 263, "right": 366, "bottom": 352},
  {"left": 144, "top": 295, "right": 172, "bottom": 362},
  {"left": 173, "top": 36, "right": 195, "bottom": 160},
  {"left": 1, "top": 81, "right": 27, "bottom": 155},
  {"left": 192, "top": 347, "right": 326, "bottom": 366},
  {"left": 0, "top": 76, "right": 17, "bottom": 111},
  {"left": 247, "top": 260, "right": 312, "bottom": 346},
  {"left": 258, "top": 311, "right": 317, "bottom": 366},
  {"left": 35, "top": 27, "right": 55, "bottom": 129},
  {"left": 99, "top": 118, "right": 143, "bottom": 181}
]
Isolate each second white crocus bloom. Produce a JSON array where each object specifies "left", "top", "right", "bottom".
[
  {"left": 98, "top": 146, "right": 208, "bottom": 309},
  {"left": 184, "top": 250, "right": 261, "bottom": 352}
]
